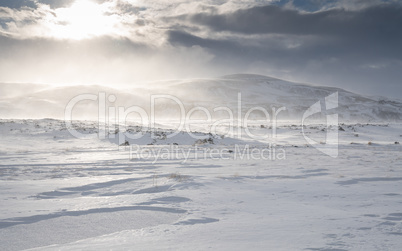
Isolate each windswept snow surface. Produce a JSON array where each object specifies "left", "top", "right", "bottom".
[{"left": 0, "top": 119, "right": 402, "bottom": 250}]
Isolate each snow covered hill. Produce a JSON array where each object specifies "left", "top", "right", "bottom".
[{"left": 1, "top": 74, "right": 401, "bottom": 122}]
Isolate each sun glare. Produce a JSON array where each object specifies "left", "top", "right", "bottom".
[{"left": 51, "top": 0, "right": 118, "bottom": 40}]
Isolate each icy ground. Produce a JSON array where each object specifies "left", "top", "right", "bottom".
[{"left": 0, "top": 119, "right": 402, "bottom": 250}]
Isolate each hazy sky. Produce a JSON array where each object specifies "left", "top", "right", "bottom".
[{"left": 0, "top": 0, "right": 401, "bottom": 99}]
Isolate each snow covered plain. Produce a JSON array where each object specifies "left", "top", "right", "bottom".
[{"left": 1, "top": 119, "right": 402, "bottom": 250}]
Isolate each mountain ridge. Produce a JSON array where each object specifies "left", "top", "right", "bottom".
[{"left": 1, "top": 74, "right": 401, "bottom": 122}]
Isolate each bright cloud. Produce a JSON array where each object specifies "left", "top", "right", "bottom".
[{"left": 0, "top": 1, "right": 130, "bottom": 40}]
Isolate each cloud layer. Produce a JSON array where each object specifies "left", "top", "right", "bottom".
[{"left": 0, "top": 0, "right": 401, "bottom": 98}]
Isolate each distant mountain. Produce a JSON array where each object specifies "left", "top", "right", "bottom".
[{"left": 1, "top": 74, "right": 401, "bottom": 122}]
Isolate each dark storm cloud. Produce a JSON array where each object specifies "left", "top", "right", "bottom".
[
  {"left": 167, "top": 3, "right": 402, "bottom": 63},
  {"left": 0, "top": 0, "right": 37, "bottom": 9},
  {"left": 168, "top": 30, "right": 238, "bottom": 52},
  {"left": 167, "top": 30, "right": 325, "bottom": 65},
  {"left": 189, "top": 4, "right": 402, "bottom": 40},
  {"left": 168, "top": 3, "right": 402, "bottom": 64}
]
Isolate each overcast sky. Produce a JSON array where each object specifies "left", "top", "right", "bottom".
[{"left": 0, "top": 0, "right": 401, "bottom": 99}]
